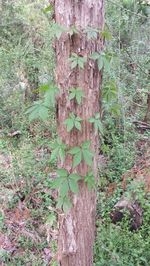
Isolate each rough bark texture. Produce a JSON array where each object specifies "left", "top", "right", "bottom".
[{"left": 55, "top": 1, "right": 104, "bottom": 265}]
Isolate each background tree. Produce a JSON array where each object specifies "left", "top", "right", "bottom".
[{"left": 54, "top": 1, "right": 104, "bottom": 265}]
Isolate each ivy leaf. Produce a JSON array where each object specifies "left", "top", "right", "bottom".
[
  {"left": 72, "top": 151, "right": 82, "bottom": 168},
  {"left": 57, "top": 169, "right": 68, "bottom": 178},
  {"left": 75, "top": 121, "right": 81, "bottom": 131},
  {"left": 64, "top": 118, "right": 74, "bottom": 132},
  {"left": 90, "top": 52, "right": 100, "bottom": 60},
  {"left": 51, "top": 177, "right": 63, "bottom": 189},
  {"left": 69, "top": 146, "right": 81, "bottom": 155},
  {"left": 69, "top": 173, "right": 81, "bottom": 181},
  {"left": 78, "top": 56, "right": 87, "bottom": 69},
  {"left": 50, "top": 147, "right": 59, "bottom": 161},
  {"left": 69, "top": 53, "right": 87, "bottom": 69},
  {"left": 64, "top": 113, "right": 82, "bottom": 132},
  {"left": 50, "top": 23, "right": 66, "bottom": 39},
  {"left": 69, "top": 92, "right": 76, "bottom": 101},
  {"left": 82, "top": 150, "right": 93, "bottom": 166},
  {"left": 44, "top": 83, "right": 59, "bottom": 107},
  {"left": 90, "top": 51, "right": 113, "bottom": 72},
  {"left": 63, "top": 197, "right": 72, "bottom": 213},
  {"left": 56, "top": 197, "right": 63, "bottom": 209},
  {"left": 89, "top": 113, "right": 104, "bottom": 135},
  {"left": 50, "top": 138, "right": 67, "bottom": 163},
  {"left": 103, "top": 80, "right": 118, "bottom": 102},
  {"left": 69, "top": 88, "right": 84, "bottom": 104},
  {"left": 97, "top": 56, "right": 104, "bottom": 71},
  {"left": 69, "top": 179, "right": 79, "bottom": 193},
  {"left": 81, "top": 140, "right": 91, "bottom": 150},
  {"left": 85, "top": 27, "right": 99, "bottom": 40},
  {"left": 60, "top": 181, "right": 69, "bottom": 197},
  {"left": 84, "top": 171, "right": 95, "bottom": 190}
]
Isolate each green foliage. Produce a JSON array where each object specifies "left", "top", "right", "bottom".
[
  {"left": 50, "top": 138, "right": 67, "bottom": 163},
  {"left": 43, "top": 4, "right": 53, "bottom": 14},
  {"left": 25, "top": 83, "right": 59, "bottom": 121},
  {"left": 84, "top": 171, "right": 95, "bottom": 190},
  {"left": 89, "top": 113, "right": 104, "bottom": 135},
  {"left": 69, "top": 87, "right": 84, "bottom": 104},
  {"left": 102, "top": 80, "right": 121, "bottom": 117},
  {"left": 100, "top": 29, "right": 112, "bottom": 40},
  {"left": 94, "top": 181, "right": 150, "bottom": 266},
  {"left": 69, "top": 53, "right": 87, "bottom": 69},
  {"left": 85, "top": 27, "right": 99, "bottom": 40},
  {"left": 25, "top": 100, "right": 49, "bottom": 121},
  {"left": 90, "top": 51, "right": 113, "bottom": 72},
  {"left": 52, "top": 169, "right": 81, "bottom": 212},
  {"left": 64, "top": 113, "right": 82, "bottom": 132},
  {"left": 69, "top": 141, "right": 94, "bottom": 168},
  {"left": 50, "top": 22, "right": 66, "bottom": 39}
]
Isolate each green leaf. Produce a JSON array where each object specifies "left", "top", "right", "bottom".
[
  {"left": 72, "top": 151, "right": 82, "bottom": 168},
  {"left": 89, "top": 117, "right": 95, "bottom": 123},
  {"left": 69, "top": 179, "right": 79, "bottom": 193},
  {"left": 71, "top": 60, "right": 78, "bottom": 69},
  {"left": 46, "top": 213, "right": 56, "bottom": 227},
  {"left": 69, "top": 146, "right": 81, "bottom": 155},
  {"left": 57, "top": 169, "right": 68, "bottom": 177},
  {"left": 69, "top": 173, "right": 81, "bottom": 181},
  {"left": 69, "top": 53, "right": 86, "bottom": 70},
  {"left": 84, "top": 171, "right": 95, "bottom": 190},
  {"left": 50, "top": 147, "right": 59, "bottom": 161},
  {"left": 60, "top": 181, "right": 69, "bottom": 197},
  {"left": 38, "top": 84, "right": 49, "bottom": 92},
  {"left": 69, "top": 88, "right": 84, "bottom": 104},
  {"left": 90, "top": 52, "right": 100, "bottom": 60},
  {"left": 98, "top": 57, "right": 104, "bottom": 71},
  {"left": 95, "top": 113, "right": 100, "bottom": 119},
  {"left": 75, "top": 121, "right": 81, "bottom": 131},
  {"left": 64, "top": 113, "right": 82, "bottom": 132},
  {"left": 56, "top": 197, "right": 63, "bottom": 209},
  {"left": 85, "top": 27, "right": 99, "bottom": 40},
  {"left": 50, "top": 139, "right": 67, "bottom": 163},
  {"left": 43, "top": 5, "right": 53, "bottom": 13},
  {"left": 63, "top": 197, "right": 72, "bottom": 213},
  {"left": 50, "top": 23, "right": 66, "bottom": 39},
  {"left": 101, "top": 30, "right": 112, "bottom": 40},
  {"left": 69, "top": 92, "right": 76, "bottom": 100},
  {"left": 82, "top": 141, "right": 91, "bottom": 150},
  {"left": 82, "top": 150, "right": 93, "bottom": 166},
  {"left": 39, "top": 106, "right": 49, "bottom": 121},
  {"left": 64, "top": 118, "right": 74, "bottom": 132},
  {"left": 51, "top": 177, "right": 63, "bottom": 189},
  {"left": 59, "top": 148, "right": 65, "bottom": 162},
  {"left": 76, "top": 116, "right": 83, "bottom": 122},
  {"left": 44, "top": 84, "right": 59, "bottom": 107}
]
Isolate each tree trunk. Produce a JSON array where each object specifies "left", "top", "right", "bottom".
[{"left": 55, "top": 1, "right": 104, "bottom": 265}]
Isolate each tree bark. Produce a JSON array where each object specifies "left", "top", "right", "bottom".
[{"left": 55, "top": 1, "right": 104, "bottom": 265}]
